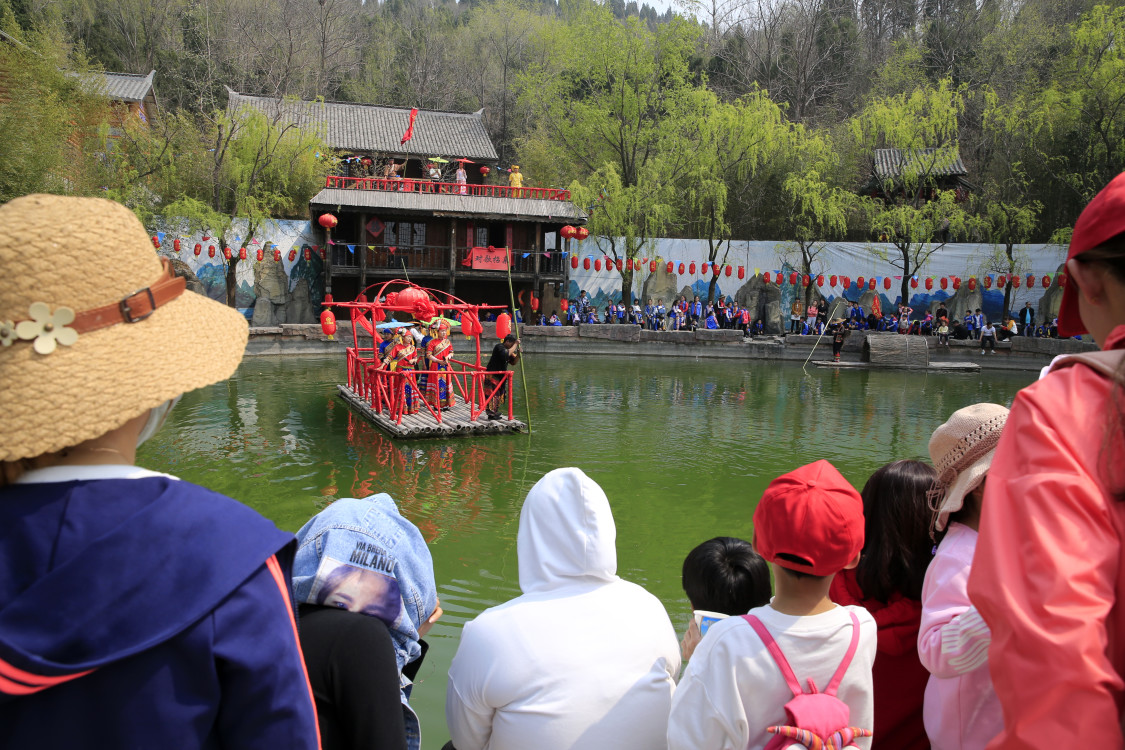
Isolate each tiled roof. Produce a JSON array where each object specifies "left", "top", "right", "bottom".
[
  {"left": 227, "top": 90, "right": 499, "bottom": 162},
  {"left": 98, "top": 71, "right": 156, "bottom": 103},
  {"left": 873, "top": 148, "right": 968, "bottom": 179},
  {"left": 311, "top": 188, "right": 585, "bottom": 221}
]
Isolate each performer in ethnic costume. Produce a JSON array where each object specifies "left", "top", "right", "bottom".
[
  {"left": 426, "top": 320, "right": 455, "bottom": 409},
  {"left": 417, "top": 321, "right": 434, "bottom": 400},
  {"left": 384, "top": 332, "right": 420, "bottom": 415}
]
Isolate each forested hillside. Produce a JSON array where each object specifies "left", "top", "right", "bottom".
[{"left": 2, "top": 0, "right": 1122, "bottom": 262}]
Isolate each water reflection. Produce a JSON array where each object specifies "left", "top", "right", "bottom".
[{"left": 138, "top": 354, "right": 1033, "bottom": 749}]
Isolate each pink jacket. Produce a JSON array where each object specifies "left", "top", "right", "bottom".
[
  {"left": 919, "top": 523, "right": 1001, "bottom": 749},
  {"left": 969, "top": 324, "right": 1125, "bottom": 748}
]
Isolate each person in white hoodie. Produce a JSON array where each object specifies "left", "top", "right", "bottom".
[{"left": 445, "top": 467, "right": 681, "bottom": 750}]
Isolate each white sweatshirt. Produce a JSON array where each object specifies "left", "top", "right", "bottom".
[
  {"left": 446, "top": 468, "right": 681, "bottom": 750},
  {"left": 667, "top": 603, "right": 877, "bottom": 750}
]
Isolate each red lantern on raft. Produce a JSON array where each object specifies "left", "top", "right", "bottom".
[{"left": 320, "top": 309, "right": 337, "bottom": 338}]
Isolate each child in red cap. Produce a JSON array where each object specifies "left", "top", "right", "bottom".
[{"left": 668, "top": 460, "right": 876, "bottom": 750}]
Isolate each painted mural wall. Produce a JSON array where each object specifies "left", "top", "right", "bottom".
[
  {"left": 566, "top": 238, "right": 1068, "bottom": 324},
  {"left": 149, "top": 218, "right": 324, "bottom": 323}
]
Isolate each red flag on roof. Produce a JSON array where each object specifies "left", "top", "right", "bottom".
[{"left": 400, "top": 108, "right": 419, "bottom": 145}]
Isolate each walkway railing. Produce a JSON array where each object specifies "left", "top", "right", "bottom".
[
  {"left": 346, "top": 348, "right": 514, "bottom": 424},
  {"left": 325, "top": 175, "right": 571, "bottom": 201}
]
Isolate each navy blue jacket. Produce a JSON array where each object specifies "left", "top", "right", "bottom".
[{"left": 0, "top": 470, "right": 320, "bottom": 749}]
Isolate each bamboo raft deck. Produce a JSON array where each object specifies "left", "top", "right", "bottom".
[{"left": 338, "top": 384, "right": 526, "bottom": 439}]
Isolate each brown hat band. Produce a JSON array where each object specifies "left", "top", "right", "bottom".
[{"left": 7, "top": 259, "right": 185, "bottom": 341}]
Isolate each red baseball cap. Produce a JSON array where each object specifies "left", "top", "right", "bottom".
[
  {"left": 1059, "top": 172, "right": 1125, "bottom": 337},
  {"left": 753, "top": 460, "right": 865, "bottom": 577}
]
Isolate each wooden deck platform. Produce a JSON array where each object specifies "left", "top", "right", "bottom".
[
  {"left": 812, "top": 360, "right": 981, "bottom": 372},
  {"left": 338, "top": 384, "right": 526, "bottom": 439}
]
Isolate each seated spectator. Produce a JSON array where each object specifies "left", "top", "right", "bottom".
[
  {"left": 678, "top": 538, "right": 771, "bottom": 662},
  {"left": 446, "top": 468, "right": 680, "bottom": 750},
  {"left": 705, "top": 310, "right": 719, "bottom": 329},
  {"left": 294, "top": 494, "right": 442, "bottom": 750},
  {"left": 754, "top": 318, "right": 764, "bottom": 335},
  {"left": 668, "top": 461, "right": 876, "bottom": 750},
  {"left": 548, "top": 312, "right": 561, "bottom": 326},
  {"left": 831, "top": 460, "right": 938, "bottom": 750}
]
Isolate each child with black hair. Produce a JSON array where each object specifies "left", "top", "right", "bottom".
[{"left": 679, "top": 537, "right": 771, "bottom": 661}]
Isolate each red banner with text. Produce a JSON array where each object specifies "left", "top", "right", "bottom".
[{"left": 471, "top": 246, "right": 511, "bottom": 270}]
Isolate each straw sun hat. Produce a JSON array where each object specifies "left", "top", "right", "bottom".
[
  {"left": 926, "top": 402, "right": 1010, "bottom": 535},
  {"left": 0, "top": 194, "right": 248, "bottom": 462}
]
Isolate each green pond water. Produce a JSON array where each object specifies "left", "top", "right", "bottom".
[{"left": 138, "top": 353, "right": 1032, "bottom": 749}]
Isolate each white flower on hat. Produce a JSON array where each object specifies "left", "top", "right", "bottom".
[
  {"left": 0, "top": 320, "right": 15, "bottom": 347},
  {"left": 15, "top": 302, "right": 79, "bottom": 355}
]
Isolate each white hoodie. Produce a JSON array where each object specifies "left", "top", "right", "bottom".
[{"left": 446, "top": 468, "right": 681, "bottom": 750}]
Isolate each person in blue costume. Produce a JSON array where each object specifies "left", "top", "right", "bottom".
[
  {"left": 705, "top": 310, "right": 720, "bottom": 329},
  {"left": 0, "top": 195, "right": 320, "bottom": 749}
]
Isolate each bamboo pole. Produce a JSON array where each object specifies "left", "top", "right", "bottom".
[{"left": 505, "top": 248, "right": 532, "bottom": 435}]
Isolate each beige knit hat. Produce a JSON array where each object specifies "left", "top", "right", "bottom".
[
  {"left": 0, "top": 194, "right": 248, "bottom": 462},
  {"left": 927, "top": 402, "right": 1010, "bottom": 535}
]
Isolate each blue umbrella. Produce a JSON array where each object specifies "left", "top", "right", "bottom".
[{"left": 376, "top": 321, "right": 412, "bottom": 330}]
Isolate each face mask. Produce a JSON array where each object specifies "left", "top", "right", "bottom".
[{"left": 136, "top": 395, "right": 182, "bottom": 448}]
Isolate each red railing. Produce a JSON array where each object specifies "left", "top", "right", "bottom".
[
  {"left": 346, "top": 348, "right": 514, "bottom": 424},
  {"left": 325, "top": 175, "right": 571, "bottom": 201}
]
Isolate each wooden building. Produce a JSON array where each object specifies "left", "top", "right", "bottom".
[
  {"left": 863, "top": 147, "right": 974, "bottom": 202},
  {"left": 226, "top": 90, "right": 585, "bottom": 313}
]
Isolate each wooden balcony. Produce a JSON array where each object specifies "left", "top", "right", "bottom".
[{"left": 324, "top": 175, "right": 571, "bottom": 202}]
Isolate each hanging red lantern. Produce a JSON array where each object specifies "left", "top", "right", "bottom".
[
  {"left": 689, "top": 262, "right": 697, "bottom": 275},
  {"left": 925, "top": 278, "right": 933, "bottom": 290},
  {"left": 816, "top": 274, "right": 824, "bottom": 287},
  {"left": 256, "top": 248, "right": 263, "bottom": 261},
  {"left": 583, "top": 257, "right": 591, "bottom": 271},
  {"left": 1059, "top": 273, "right": 1067, "bottom": 288},
  {"left": 857, "top": 276, "right": 865, "bottom": 289},
  {"left": 802, "top": 274, "right": 811, "bottom": 287},
  {"left": 320, "top": 309, "right": 337, "bottom": 338},
  {"left": 479, "top": 165, "right": 491, "bottom": 177},
  {"left": 561, "top": 225, "right": 576, "bottom": 239},
  {"left": 650, "top": 260, "right": 658, "bottom": 273},
  {"left": 830, "top": 275, "right": 838, "bottom": 287},
  {"left": 317, "top": 213, "right": 338, "bottom": 230},
  {"left": 910, "top": 277, "right": 918, "bottom": 289},
  {"left": 1042, "top": 275, "right": 1050, "bottom": 288},
  {"left": 940, "top": 277, "right": 948, "bottom": 289},
  {"left": 172, "top": 238, "right": 181, "bottom": 253},
  {"left": 1012, "top": 274, "right": 1021, "bottom": 288},
  {"left": 884, "top": 277, "right": 892, "bottom": 290},
  {"left": 678, "top": 262, "right": 685, "bottom": 274},
  {"left": 208, "top": 245, "right": 216, "bottom": 258},
  {"left": 615, "top": 258, "right": 623, "bottom": 271},
  {"left": 531, "top": 296, "right": 539, "bottom": 312},
  {"left": 725, "top": 265, "right": 732, "bottom": 277},
  {"left": 869, "top": 279, "right": 877, "bottom": 290},
  {"left": 738, "top": 266, "right": 745, "bottom": 280},
  {"left": 667, "top": 261, "right": 674, "bottom": 274},
  {"left": 151, "top": 235, "right": 161, "bottom": 249},
  {"left": 571, "top": 256, "right": 579, "bottom": 269},
  {"left": 575, "top": 226, "right": 590, "bottom": 241},
  {"left": 594, "top": 259, "right": 602, "bottom": 271},
  {"left": 634, "top": 258, "right": 641, "bottom": 271},
  {"left": 304, "top": 247, "right": 312, "bottom": 261},
  {"left": 239, "top": 247, "right": 247, "bottom": 261},
  {"left": 223, "top": 247, "right": 232, "bottom": 260},
  {"left": 274, "top": 248, "right": 281, "bottom": 262},
  {"left": 953, "top": 277, "right": 961, "bottom": 290},
  {"left": 789, "top": 272, "right": 798, "bottom": 286},
  {"left": 289, "top": 249, "right": 297, "bottom": 262},
  {"left": 194, "top": 243, "right": 202, "bottom": 257},
  {"left": 997, "top": 274, "right": 1006, "bottom": 287},
  {"left": 984, "top": 276, "right": 992, "bottom": 289},
  {"left": 319, "top": 247, "right": 326, "bottom": 260},
  {"left": 968, "top": 278, "right": 977, "bottom": 291},
  {"left": 560, "top": 299, "right": 569, "bottom": 312},
  {"left": 1027, "top": 274, "right": 1035, "bottom": 288}
]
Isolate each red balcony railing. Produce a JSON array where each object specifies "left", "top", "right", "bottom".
[{"left": 325, "top": 175, "right": 571, "bottom": 201}]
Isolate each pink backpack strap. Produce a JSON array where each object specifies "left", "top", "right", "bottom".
[
  {"left": 824, "top": 611, "right": 862, "bottom": 697},
  {"left": 742, "top": 615, "right": 803, "bottom": 698}
]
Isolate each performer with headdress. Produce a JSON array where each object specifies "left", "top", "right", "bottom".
[
  {"left": 384, "top": 331, "right": 420, "bottom": 415},
  {"left": 426, "top": 319, "right": 455, "bottom": 410}
]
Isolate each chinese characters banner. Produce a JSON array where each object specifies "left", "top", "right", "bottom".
[{"left": 471, "top": 246, "right": 511, "bottom": 270}]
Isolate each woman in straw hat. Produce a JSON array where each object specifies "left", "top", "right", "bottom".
[
  {"left": 969, "top": 172, "right": 1125, "bottom": 746},
  {"left": 918, "top": 402, "right": 1008, "bottom": 750},
  {"left": 0, "top": 195, "right": 319, "bottom": 748}
]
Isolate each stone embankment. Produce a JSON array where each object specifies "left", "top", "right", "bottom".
[{"left": 246, "top": 322, "right": 1096, "bottom": 372}]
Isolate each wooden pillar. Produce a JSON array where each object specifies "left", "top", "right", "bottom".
[
  {"left": 359, "top": 211, "right": 367, "bottom": 293},
  {"left": 533, "top": 221, "right": 542, "bottom": 314},
  {"left": 448, "top": 218, "right": 457, "bottom": 296}
]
